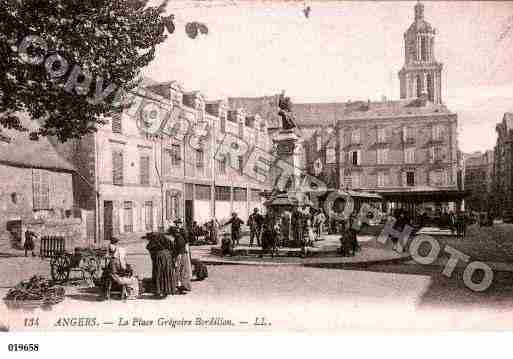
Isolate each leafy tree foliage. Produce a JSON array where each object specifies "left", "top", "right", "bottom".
[{"left": 0, "top": 0, "right": 174, "bottom": 141}]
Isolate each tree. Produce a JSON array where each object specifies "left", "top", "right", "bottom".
[{"left": 0, "top": 0, "right": 177, "bottom": 142}]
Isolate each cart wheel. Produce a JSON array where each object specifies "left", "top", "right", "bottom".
[{"left": 51, "top": 255, "right": 71, "bottom": 282}]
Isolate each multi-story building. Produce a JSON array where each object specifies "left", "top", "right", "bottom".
[
  {"left": 70, "top": 81, "right": 273, "bottom": 243},
  {"left": 464, "top": 151, "right": 494, "bottom": 212},
  {"left": 492, "top": 113, "right": 513, "bottom": 222}
]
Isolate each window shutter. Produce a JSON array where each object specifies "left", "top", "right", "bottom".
[
  {"left": 171, "top": 144, "right": 181, "bottom": 166},
  {"left": 401, "top": 171, "right": 407, "bottom": 187},
  {"left": 402, "top": 126, "right": 407, "bottom": 142},
  {"left": 41, "top": 170, "right": 50, "bottom": 208},
  {"left": 163, "top": 149, "right": 171, "bottom": 176},
  {"left": 357, "top": 150, "right": 361, "bottom": 165},
  {"left": 429, "top": 147, "right": 435, "bottom": 163},
  {"left": 113, "top": 151, "right": 123, "bottom": 185},
  {"left": 32, "top": 169, "right": 41, "bottom": 209},
  {"left": 140, "top": 155, "right": 150, "bottom": 185}
]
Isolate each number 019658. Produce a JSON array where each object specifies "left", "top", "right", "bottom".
[{"left": 7, "top": 344, "right": 39, "bottom": 352}]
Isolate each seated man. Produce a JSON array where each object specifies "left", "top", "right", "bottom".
[
  {"left": 103, "top": 238, "right": 139, "bottom": 300},
  {"left": 220, "top": 231, "right": 233, "bottom": 257}
]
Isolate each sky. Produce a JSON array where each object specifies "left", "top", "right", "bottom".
[{"left": 143, "top": 0, "right": 513, "bottom": 153}]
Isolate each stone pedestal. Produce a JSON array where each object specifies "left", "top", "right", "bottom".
[{"left": 273, "top": 129, "right": 299, "bottom": 191}]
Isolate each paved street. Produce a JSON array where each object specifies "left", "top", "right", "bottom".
[
  {"left": 2, "top": 224, "right": 513, "bottom": 331},
  {"left": 426, "top": 223, "right": 513, "bottom": 263}
]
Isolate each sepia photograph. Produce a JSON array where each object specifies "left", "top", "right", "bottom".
[{"left": 0, "top": 0, "right": 513, "bottom": 338}]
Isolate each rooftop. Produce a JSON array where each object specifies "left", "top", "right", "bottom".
[
  {"left": 0, "top": 113, "right": 75, "bottom": 172},
  {"left": 229, "top": 96, "right": 454, "bottom": 128}
]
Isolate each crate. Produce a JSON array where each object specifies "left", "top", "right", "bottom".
[{"left": 40, "top": 236, "right": 66, "bottom": 258}]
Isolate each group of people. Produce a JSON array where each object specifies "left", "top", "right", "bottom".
[
  {"left": 221, "top": 209, "right": 281, "bottom": 257},
  {"left": 289, "top": 205, "right": 327, "bottom": 248},
  {"left": 144, "top": 219, "right": 193, "bottom": 298},
  {"left": 417, "top": 210, "right": 469, "bottom": 239},
  {"left": 101, "top": 219, "right": 194, "bottom": 300},
  {"left": 219, "top": 205, "right": 329, "bottom": 258}
]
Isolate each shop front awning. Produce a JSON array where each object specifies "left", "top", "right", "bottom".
[{"left": 377, "top": 187, "right": 470, "bottom": 203}]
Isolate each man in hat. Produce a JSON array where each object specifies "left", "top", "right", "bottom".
[
  {"left": 172, "top": 218, "right": 189, "bottom": 242},
  {"left": 224, "top": 212, "right": 244, "bottom": 247},
  {"left": 291, "top": 206, "right": 304, "bottom": 246},
  {"left": 248, "top": 208, "right": 264, "bottom": 247}
]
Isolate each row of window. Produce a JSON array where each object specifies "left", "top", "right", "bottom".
[
  {"left": 343, "top": 169, "right": 449, "bottom": 189},
  {"left": 120, "top": 185, "right": 262, "bottom": 232},
  {"left": 122, "top": 194, "right": 182, "bottom": 233},
  {"left": 112, "top": 111, "right": 267, "bottom": 138},
  {"left": 112, "top": 145, "right": 209, "bottom": 186},
  {"left": 316, "top": 125, "right": 445, "bottom": 151},
  {"left": 122, "top": 200, "right": 154, "bottom": 233},
  {"left": 323, "top": 146, "right": 445, "bottom": 165}
]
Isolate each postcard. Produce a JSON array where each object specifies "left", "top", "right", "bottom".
[{"left": 1, "top": 0, "right": 513, "bottom": 335}]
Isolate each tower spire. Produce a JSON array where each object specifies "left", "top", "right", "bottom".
[
  {"left": 415, "top": 1, "right": 424, "bottom": 21},
  {"left": 398, "top": 2, "right": 443, "bottom": 104}
]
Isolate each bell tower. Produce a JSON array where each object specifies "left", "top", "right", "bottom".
[{"left": 398, "top": 2, "right": 443, "bottom": 104}]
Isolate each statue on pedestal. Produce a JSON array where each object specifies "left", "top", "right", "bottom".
[{"left": 278, "top": 92, "right": 297, "bottom": 130}]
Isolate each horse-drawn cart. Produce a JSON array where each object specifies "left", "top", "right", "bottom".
[{"left": 40, "top": 236, "right": 108, "bottom": 283}]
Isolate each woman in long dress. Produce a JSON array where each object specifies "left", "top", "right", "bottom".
[
  {"left": 145, "top": 232, "right": 177, "bottom": 298},
  {"left": 169, "top": 227, "right": 192, "bottom": 294}
]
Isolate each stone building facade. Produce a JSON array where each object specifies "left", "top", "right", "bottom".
[
  {"left": 492, "top": 113, "right": 513, "bottom": 222},
  {"left": 463, "top": 151, "right": 494, "bottom": 213},
  {"left": 0, "top": 117, "right": 87, "bottom": 246}
]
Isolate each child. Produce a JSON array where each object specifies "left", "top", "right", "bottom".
[{"left": 24, "top": 230, "right": 37, "bottom": 257}]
